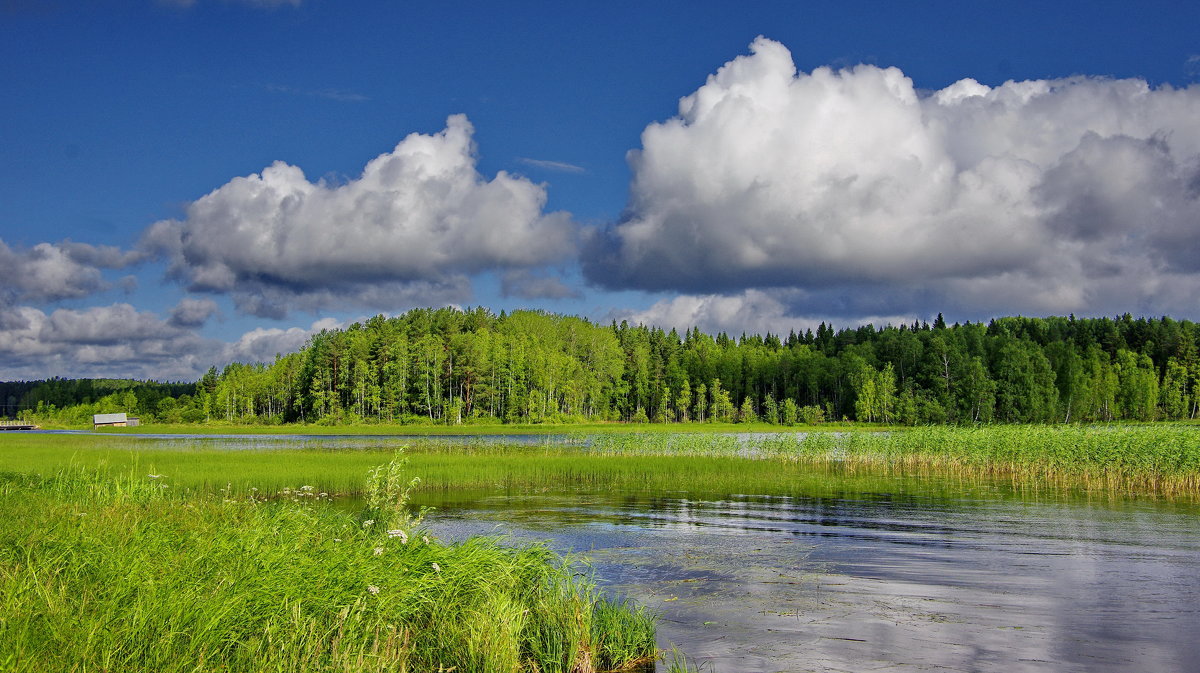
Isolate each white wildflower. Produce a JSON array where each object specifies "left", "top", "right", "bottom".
[
  {"left": 432, "top": 562, "right": 441, "bottom": 574},
  {"left": 362, "top": 519, "right": 375, "bottom": 528},
  {"left": 148, "top": 474, "right": 164, "bottom": 479},
  {"left": 367, "top": 585, "right": 380, "bottom": 595},
  {"left": 373, "top": 547, "right": 384, "bottom": 556},
  {"left": 333, "top": 538, "right": 342, "bottom": 542},
  {"left": 422, "top": 536, "right": 430, "bottom": 545},
  {"left": 387, "top": 529, "right": 408, "bottom": 543}
]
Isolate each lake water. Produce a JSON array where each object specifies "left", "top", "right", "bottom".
[{"left": 417, "top": 485, "right": 1200, "bottom": 672}]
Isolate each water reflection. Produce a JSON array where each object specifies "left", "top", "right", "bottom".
[{"left": 420, "top": 489, "right": 1200, "bottom": 672}]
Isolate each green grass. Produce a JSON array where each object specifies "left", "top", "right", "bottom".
[
  {"left": 67, "top": 419, "right": 889, "bottom": 435},
  {"left": 765, "top": 425, "right": 1200, "bottom": 495},
  {"left": 5, "top": 424, "right": 1199, "bottom": 501},
  {"left": 0, "top": 455, "right": 657, "bottom": 673}
]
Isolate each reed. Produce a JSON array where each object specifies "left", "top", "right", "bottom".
[
  {"left": 0, "top": 455, "right": 657, "bottom": 673},
  {"left": 3, "top": 424, "right": 1198, "bottom": 501},
  {"left": 762, "top": 425, "right": 1200, "bottom": 495}
]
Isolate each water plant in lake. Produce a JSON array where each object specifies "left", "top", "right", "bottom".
[
  {"left": 761, "top": 425, "right": 1200, "bottom": 494},
  {"left": 2, "top": 423, "right": 1199, "bottom": 501},
  {"left": 0, "top": 454, "right": 657, "bottom": 673}
]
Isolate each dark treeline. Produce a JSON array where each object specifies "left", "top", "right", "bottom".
[
  {"left": 15, "top": 308, "right": 1200, "bottom": 425},
  {"left": 1, "top": 379, "right": 195, "bottom": 421}
]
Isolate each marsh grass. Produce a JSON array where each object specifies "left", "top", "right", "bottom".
[
  {"left": 760, "top": 425, "right": 1200, "bottom": 496},
  {"left": 0, "top": 456, "right": 656, "bottom": 673},
  {"left": 3, "top": 424, "right": 1198, "bottom": 501}
]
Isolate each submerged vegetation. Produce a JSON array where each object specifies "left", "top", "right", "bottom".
[
  {"left": 9, "top": 308, "right": 1200, "bottom": 428},
  {"left": 0, "top": 455, "right": 657, "bottom": 673}
]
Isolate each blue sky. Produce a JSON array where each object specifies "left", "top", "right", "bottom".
[{"left": 2, "top": 0, "right": 1199, "bottom": 380}]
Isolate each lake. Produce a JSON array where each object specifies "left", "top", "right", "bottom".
[{"left": 418, "top": 482, "right": 1200, "bottom": 672}]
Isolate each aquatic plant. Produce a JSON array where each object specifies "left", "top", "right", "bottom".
[{"left": 0, "top": 457, "right": 657, "bottom": 672}]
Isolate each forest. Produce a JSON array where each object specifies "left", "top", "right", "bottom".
[{"left": 9, "top": 307, "right": 1200, "bottom": 426}]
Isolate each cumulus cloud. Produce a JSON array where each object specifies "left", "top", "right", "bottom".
[
  {"left": 612, "top": 289, "right": 914, "bottom": 337},
  {"left": 585, "top": 37, "right": 1200, "bottom": 319},
  {"left": 0, "top": 238, "right": 141, "bottom": 306},
  {"left": 0, "top": 304, "right": 212, "bottom": 380},
  {"left": 168, "top": 297, "right": 219, "bottom": 328},
  {"left": 145, "top": 115, "right": 576, "bottom": 317},
  {"left": 0, "top": 303, "right": 337, "bottom": 380},
  {"left": 220, "top": 317, "right": 340, "bottom": 365},
  {"left": 500, "top": 269, "right": 583, "bottom": 300}
]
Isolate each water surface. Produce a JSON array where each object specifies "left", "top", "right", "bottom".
[{"left": 418, "top": 486, "right": 1200, "bottom": 672}]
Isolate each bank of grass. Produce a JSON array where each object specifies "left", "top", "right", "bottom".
[
  {"left": 0, "top": 456, "right": 656, "bottom": 673},
  {"left": 70, "top": 420, "right": 890, "bottom": 435},
  {"left": 3, "top": 424, "right": 1199, "bottom": 499}
]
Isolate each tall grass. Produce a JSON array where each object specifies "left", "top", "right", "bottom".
[
  {"left": 757, "top": 425, "right": 1200, "bottom": 495},
  {"left": 3, "top": 424, "right": 1199, "bottom": 500},
  {"left": 0, "top": 455, "right": 657, "bottom": 673}
]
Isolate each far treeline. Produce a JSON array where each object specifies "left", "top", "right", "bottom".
[
  {"left": 11, "top": 308, "right": 1200, "bottom": 427},
  {"left": 1, "top": 379, "right": 193, "bottom": 422}
]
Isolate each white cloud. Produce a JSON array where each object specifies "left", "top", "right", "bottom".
[
  {"left": 146, "top": 115, "right": 576, "bottom": 317},
  {"left": 219, "top": 320, "right": 332, "bottom": 365},
  {"left": 0, "top": 238, "right": 141, "bottom": 306},
  {"left": 264, "top": 84, "right": 369, "bottom": 103},
  {"left": 585, "top": 37, "right": 1200, "bottom": 319},
  {"left": 0, "top": 304, "right": 211, "bottom": 380},
  {"left": 0, "top": 303, "right": 339, "bottom": 380},
  {"left": 612, "top": 290, "right": 914, "bottom": 337},
  {"left": 516, "top": 158, "right": 586, "bottom": 174}
]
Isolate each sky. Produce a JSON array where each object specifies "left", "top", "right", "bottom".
[{"left": 2, "top": 0, "right": 1199, "bottom": 381}]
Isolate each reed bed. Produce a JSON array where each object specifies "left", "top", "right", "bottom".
[
  {"left": 3, "top": 424, "right": 1198, "bottom": 501},
  {"left": 0, "top": 455, "right": 656, "bottom": 673},
  {"left": 757, "top": 425, "right": 1200, "bottom": 495},
  {"left": 574, "top": 426, "right": 1200, "bottom": 496}
]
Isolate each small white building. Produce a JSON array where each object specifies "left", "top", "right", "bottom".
[{"left": 93, "top": 413, "right": 140, "bottom": 428}]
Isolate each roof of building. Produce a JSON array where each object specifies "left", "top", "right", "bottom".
[{"left": 93, "top": 413, "right": 128, "bottom": 424}]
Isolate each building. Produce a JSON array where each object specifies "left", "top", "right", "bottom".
[{"left": 93, "top": 413, "right": 140, "bottom": 428}]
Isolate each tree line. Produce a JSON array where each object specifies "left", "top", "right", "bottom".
[
  {"left": 12, "top": 308, "right": 1200, "bottom": 426},
  {"left": 2, "top": 378, "right": 194, "bottom": 422}
]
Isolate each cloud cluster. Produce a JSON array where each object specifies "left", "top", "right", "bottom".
[
  {"left": 614, "top": 289, "right": 915, "bottom": 338},
  {"left": 0, "top": 301, "right": 336, "bottom": 380},
  {"left": 145, "top": 115, "right": 576, "bottom": 317},
  {"left": 0, "top": 238, "right": 141, "bottom": 307},
  {"left": 0, "top": 304, "right": 211, "bottom": 380},
  {"left": 585, "top": 37, "right": 1200, "bottom": 319}
]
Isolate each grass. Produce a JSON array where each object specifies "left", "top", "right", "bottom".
[
  {"left": 4, "top": 424, "right": 1199, "bottom": 501},
  {"left": 762, "top": 425, "right": 1200, "bottom": 495},
  {"left": 69, "top": 420, "right": 891, "bottom": 435},
  {"left": 0, "top": 454, "right": 657, "bottom": 673}
]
